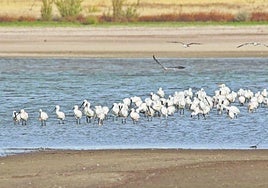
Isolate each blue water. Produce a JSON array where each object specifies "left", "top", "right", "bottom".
[{"left": 0, "top": 57, "right": 268, "bottom": 156}]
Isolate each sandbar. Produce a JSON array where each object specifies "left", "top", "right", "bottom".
[
  {"left": 0, "top": 149, "right": 267, "bottom": 188},
  {"left": 0, "top": 26, "right": 268, "bottom": 58}
]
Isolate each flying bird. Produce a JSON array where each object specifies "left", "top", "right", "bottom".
[
  {"left": 152, "top": 55, "right": 185, "bottom": 71},
  {"left": 168, "top": 41, "right": 202, "bottom": 48},
  {"left": 237, "top": 42, "right": 268, "bottom": 48}
]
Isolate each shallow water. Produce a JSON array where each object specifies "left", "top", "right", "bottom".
[{"left": 0, "top": 57, "right": 268, "bottom": 155}]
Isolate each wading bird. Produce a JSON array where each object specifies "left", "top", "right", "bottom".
[
  {"left": 39, "top": 109, "right": 49, "bottom": 126},
  {"left": 54, "top": 105, "right": 65, "bottom": 124},
  {"left": 130, "top": 108, "right": 140, "bottom": 124},
  {"left": 19, "top": 109, "right": 28, "bottom": 125},
  {"left": 12, "top": 111, "right": 21, "bottom": 125},
  {"left": 80, "top": 100, "right": 95, "bottom": 123},
  {"left": 73, "top": 105, "right": 82, "bottom": 124}
]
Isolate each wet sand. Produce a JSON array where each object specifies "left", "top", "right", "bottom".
[
  {"left": 0, "top": 26, "right": 268, "bottom": 58},
  {"left": 0, "top": 26, "right": 268, "bottom": 187},
  {"left": 0, "top": 149, "right": 267, "bottom": 188}
]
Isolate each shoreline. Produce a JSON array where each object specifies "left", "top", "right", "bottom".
[
  {"left": 0, "top": 149, "right": 267, "bottom": 187},
  {"left": 1, "top": 148, "right": 267, "bottom": 159},
  {"left": 0, "top": 146, "right": 263, "bottom": 158},
  {"left": 1, "top": 51, "right": 268, "bottom": 58}
]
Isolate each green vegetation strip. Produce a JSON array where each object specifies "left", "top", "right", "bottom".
[{"left": 0, "top": 21, "right": 267, "bottom": 28}]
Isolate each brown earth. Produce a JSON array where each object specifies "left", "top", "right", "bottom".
[{"left": 0, "top": 149, "right": 267, "bottom": 188}]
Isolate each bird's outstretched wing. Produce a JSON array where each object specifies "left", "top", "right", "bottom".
[
  {"left": 167, "top": 41, "right": 185, "bottom": 44},
  {"left": 188, "top": 42, "right": 202, "bottom": 46},
  {"left": 237, "top": 42, "right": 250, "bottom": 48},
  {"left": 153, "top": 55, "right": 167, "bottom": 70},
  {"left": 152, "top": 55, "right": 185, "bottom": 70},
  {"left": 237, "top": 42, "right": 268, "bottom": 48}
]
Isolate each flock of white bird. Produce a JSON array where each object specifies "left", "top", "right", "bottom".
[{"left": 12, "top": 84, "right": 268, "bottom": 126}]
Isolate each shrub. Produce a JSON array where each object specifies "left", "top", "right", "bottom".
[
  {"left": 57, "top": 14, "right": 98, "bottom": 25},
  {"left": 55, "top": 0, "right": 83, "bottom": 18},
  {"left": 82, "top": 16, "right": 99, "bottom": 25},
  {"left": 234, "top": 11, "right": 250, "bottom": 22},
  {"left": 60, "top": 15, "right": 77, "bottom": 22},
  {"left": 112, "top": 0, "right": 124, "bottom": 21},
  {"left": 41, "top": 0, "right": 54, "bottom": 21},
  {"left": 111, "top": 0, "right": 140, "bottom": 22},
  {"left": 125, "top": 5, "right": 139, "bottom": 22},
  {"left": 100, "top": 12, "right": 113, "bottom": 22}
]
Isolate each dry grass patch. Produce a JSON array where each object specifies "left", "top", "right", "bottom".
[
  {"left": 0, "top": 0, "right": 267, "bottom": 22},
  {"left": 139, "top": 12, "right": 235, "bottom": 22}
]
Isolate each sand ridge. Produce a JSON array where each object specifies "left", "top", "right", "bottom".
[{"left": 0, "top": 26, "right": 268, "bottom": 58}]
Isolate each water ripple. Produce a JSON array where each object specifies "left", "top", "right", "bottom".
[{"left": 0, "top": 57, "right": 268, "bottom": 155}]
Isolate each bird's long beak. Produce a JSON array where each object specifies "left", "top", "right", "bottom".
[{"left": 80, "top": 102, "right": 85, "bottom": 108}]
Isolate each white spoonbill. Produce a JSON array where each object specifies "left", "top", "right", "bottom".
[
  {"left": 102, "top": 106, "right": 110, "bottom": 118},
  {"left": 84, "top": 103, "right": 95, "bottom": 123},
  {"left": 39, "top": 109, "right": 49, "bottom": 126},
  {"left": 261, "top": 89, "right": 267, "bottom": 98},
  {"left": 123, "top": 98, "right": 132, "bottom": 107},
  {"left": 94, "top": 106, "right": 106, "bottom": 126},
  {"left": 225, "top": 106, "right": 240, "bottom": 119},
  {"left": 111, "top": 103, "right": 120, "bottom": 121},
  {"left": 160, "top": 105, "right": 168, "bottom": 121},
  {"left": 190, "top": 108, "right": 202, "bottom": 119},
  {"left": 118, "top": 103, "right": 129, "bottom": 124},
  {"left": 248, "top": 101, "right": 258, "bottom": 113},
  {"left": 54, "top": 105, "right": 65, "bottom": 124},
  {"left": 12, "top": 111, "right": 21, "bottom": 125},
  {"left": 145, "top": 105, "right": 155, "bottom": 121},
  {"left": 73, "top": 105, "right": 82, "bottom": 124},
  {"left": 130, "top": 108, "right": 140, "bottom": 124},
  {"left": 81, "top": 100, "right": 95, "bottom": 123},
  {"left": 19, "top": 109, "right": 28, "bottom": 125},
  {"left": 238, "top": 95, "right": 246, "bottom": 106},
  {"left": 157, "top": 87, "right": 165, "bottom": 98}
]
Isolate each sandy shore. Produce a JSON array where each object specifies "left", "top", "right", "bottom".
[
  {"left": 0, "top": 26, "right": 268, "bottom": 58},
  {"left": 0, "top": 149, "right": 267, "bottom": 188}
]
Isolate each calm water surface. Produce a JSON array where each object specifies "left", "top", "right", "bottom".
[{"left": 0, "top": 57, "right": 267, "bottom": 155}]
